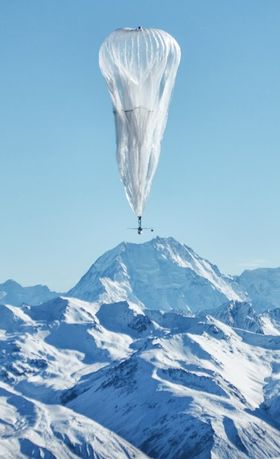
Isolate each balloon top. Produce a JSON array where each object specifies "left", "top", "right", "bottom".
[
  {"left": 103, "top": 28, "right": 180, "bottom": 50},
  {"left": 116, "top": 26, "right": 144, "bottom": 32}
]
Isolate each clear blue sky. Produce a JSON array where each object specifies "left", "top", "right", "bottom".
[{"left": 1, "top": 0, "right": 280, "bottom": 291}]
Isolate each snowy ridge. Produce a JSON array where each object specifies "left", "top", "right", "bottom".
[
  {"left": 0, "top": 381, "right": 146, "bottom": 459},
  {"left": 199, "top": 301, "right": 264, "bottom": 334},
  {"left": 260, "top": 308, "right": 280, "bottom": 335},
  {"left": 0, "top": 279, "right": 59, "bottom": 307},
  {"left": 69, "top": 237, "right": 246, "bottom": 312},
  {"left": 1, "top": 238, "right": 280, "bottom": 458},
  {"left": 4, "top": 238, "right": 280, "bottom": 314},
  {"left": 153, "top": 238, "right": 242, "bottom": 300},
  {"left": 1, "top": 294, "right": 280, "bottom": 457},
  {"left": 238, "top": 267, "right": 280, "bottom": 311},
  {"left": 63, "top": 304, "right": 280, "bottom": 458}
]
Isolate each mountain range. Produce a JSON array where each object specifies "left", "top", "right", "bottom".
[
  {"left": 0, "top": 279, "right": 59, "bottom": 307},
  {"left": 1, "top": 237, "right": 280, "bottom": 458},
  {"left": 3, "top": 237, "right": 280, "bottom": 313}
]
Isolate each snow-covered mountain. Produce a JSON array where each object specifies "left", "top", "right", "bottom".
[
  {"left": 66, "top": 311, "right": 280, "bottom": 459},
  {"left": 1, "top": 237, "right": 280, "bottom": 458},
  {"left": 68, "top": 237, "right": 246, "bottom": 313},
  {"left": 200, "top": 301, "right": 264, "bottom": 334},
  {"left": 238, "top": 267, "right": 280, "bottom": 311},
  {"left": 0, "top": 279, "right": 59, "bottom": 307},
  {"left": 0, "top": 380, "right": 146, "bottom": 459},
  {"left": 3, "top": 238, "right": 280, "bottom": 315},
  {"left": 1, "top": 295, "right": 280, "bottom": 458}
]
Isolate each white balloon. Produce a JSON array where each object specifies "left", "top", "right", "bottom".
[{"left": 99, "top": 27, "right": 181, "bottom": 216}]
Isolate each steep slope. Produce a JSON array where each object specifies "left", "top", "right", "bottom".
[
  {"left": 237, "top": 267, "right": 280, "bottom": 311},
  {"left": 66, "top": 315, "right": 280, "bottom": 459},
  {"left": 0, "top": 382, "right": 146, "bottom": 459},
  {"left": 1, "top": 294, "right": 280, "bottom": 458},
  {"left": 0, "top": 279, "right": 59, "bottom": 307},
  {"left": 68, "top": 237, "right": 246, "bottom": 313},
  {"left": 200, "top": 301, "right": 264, "bottom": 334},
  {"left": 1, "top": 297, "right": 135, "bottom": 401},
  {"left": 260, "top": 308, "right": 280, "bottom": 335},
  {"left": 2, "top": 239, "right": 280, "bottom": 458},
  {"left": 0, "top": 303, "right": 35, "bottom": 333}
]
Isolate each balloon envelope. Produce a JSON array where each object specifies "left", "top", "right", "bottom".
[{"left": 99, "top": 27, "right": 181, "bottom": 216}]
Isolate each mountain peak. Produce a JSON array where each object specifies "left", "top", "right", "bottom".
[
  {"left": 238, "top": 267, "right": 280, "bottom": 311},
  {"left": 0, "top": 279, "right": 59, "bottom": 307},
  {"left": 1, "top": 279, "right": 22, "bottom": 289},
  {"left": 68, "top": 238, "right": 246, "bottom": 312}
]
